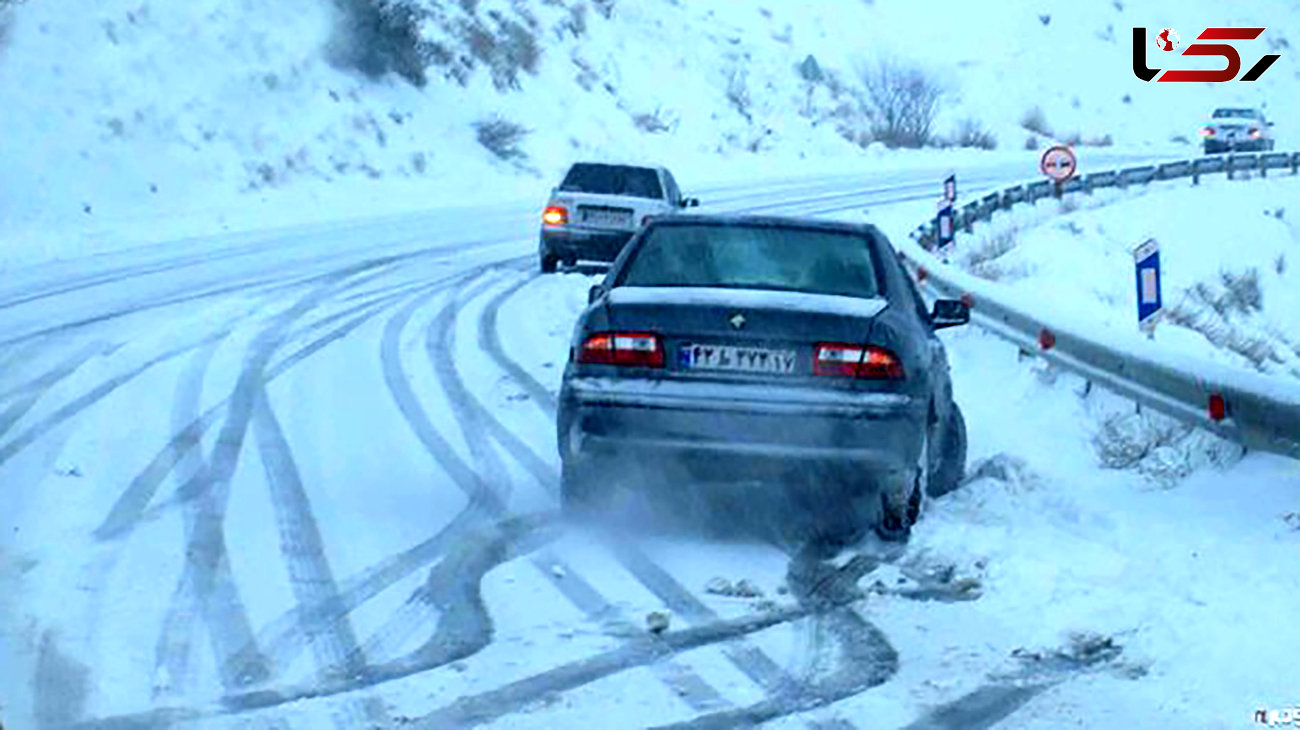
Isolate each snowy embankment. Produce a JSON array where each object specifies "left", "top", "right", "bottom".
[
  {"left": 3, "top": 0, "right": 1298, "bottom": 269},
  {"left": 949, "top": 176, "right": 1300, "bottom": 381}
]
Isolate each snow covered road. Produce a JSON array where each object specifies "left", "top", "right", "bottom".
[{"left": 3, "top": 155, "right": 1298, "bottom": 730}]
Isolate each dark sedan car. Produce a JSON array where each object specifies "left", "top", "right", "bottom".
[{"left": 556, "top": 215, "right": 968, "bottom": 541}]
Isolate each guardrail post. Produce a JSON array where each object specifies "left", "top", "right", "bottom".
[
  {"left": 1292, "top": 152, "right": 1298, "bottom": 176},
  {"left": 1227, "top": 154, "right": 1234, "bottom": 180},
  {"left": 1261, "top": 157, "right": 1268, "bottom": 178}
]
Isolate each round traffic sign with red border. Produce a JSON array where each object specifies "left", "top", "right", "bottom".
[{"left": 1039, "top": 145, "right": 1078, "bottom": 182}]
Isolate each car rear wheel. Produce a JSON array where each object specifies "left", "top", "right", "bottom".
[
  {"left": 876, "top": 425, "right": 929, "bottom": 542},
  {"left": 927, "top": 403, "right": 967, "bottom": 498},
  {"left": 540, "top": 252, "right": 559, "bottom": 274}
]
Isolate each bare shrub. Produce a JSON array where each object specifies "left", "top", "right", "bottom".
[
  {"left": 952, "top": 118, "right": 996, "bottom": 150},
  {"left": 561, "top": 2, "right": 587, "bottom": 37},
  {"left": 632, "top": 107, "right": 675, "bottom": 134},
  {"left": 1086, "top": 133, "right": 1114, "bottom": 147},
  {"left": 1276, "top": 254, "right": 1287, "bottom": 275},
  {"left": 1164, "top": 268, "right": 1279, "bottom": 370},
  {"left": 327, "top": 0, "right": 435, "bottom": 87},
  {"left": 592, "top": 0, "right": 614, "bottom": 19},
  {"left": 726, "top": 68, "right": 752, "bottom": 122},
  {"left": 1024, "top": 134, "right": 1038, "bottom": 150},
  {"left": 0, "top": 8, "right": 12, "bottom": 52},
  {"left": 1170, "top": 134, "right": 1190, "bottom": 144},
  {"left": 460, "top": 13, "right": 540, "bottom": 89},
  {"left": 1092, "top": 409, "right": 1239, "bottom": 486},
  {"left": 859, "top": 58, "right": 943, "bottom": 148},
  {"left": 474, "top": 116, "right": 530, "bottom": 161},
  {"left": 963, "top": 227, "right": 1021, "bottom": 281},
  {"left": 1020, "top": 106, "right": 1052, "bottom": 137}
]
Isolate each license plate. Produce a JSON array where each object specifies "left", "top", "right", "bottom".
[
  {"left": 581, "top": 209, "right": 632, "bottom": 227},
  {"left": 679, "top": 343, "right": 798, "bottom": 374}
]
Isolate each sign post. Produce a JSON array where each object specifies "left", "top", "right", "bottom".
[
  {"left": 943, "top": 174, "right": 957, "bottom": 205},
  {"left": 1133, "top": 238, "right": 1162, "bottom": 337}
]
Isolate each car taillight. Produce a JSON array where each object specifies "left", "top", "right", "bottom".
[
  {"left": 813, "top": 343, "right": 904, "bottom": 379},
  {"left": 1249, "top": 127, "right": 1260, "bottom": 138},
  {"left": 543, "top": 206, "right": 568, "bottom": 226},
  {"left": 578, "top": 332, "right": 664, "bottom": 367},
  {"left": 641, "top": 215, "right": 653, "bottom": 227},
  {"left": 1200, "top": 127, "right": 1216, "bottom": 137}
]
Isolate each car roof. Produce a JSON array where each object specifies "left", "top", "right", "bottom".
[
  {"left": 567, "top": 161, "right": 666, "bottom": 173},
  {"left": 646, "top": 213, "right": 886, "bottom": 240}
]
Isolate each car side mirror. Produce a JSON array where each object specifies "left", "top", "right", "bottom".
[
  {"left": 588, "top": 284, "right": 605, "bottom": 305},
  {"left": 681, "top": 197, "right": 700, "bottom": 208},
  {"left": 931, "top": 299, "right": 970, "bottom": 329}
]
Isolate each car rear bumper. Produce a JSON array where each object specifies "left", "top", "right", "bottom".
[
  {"left": 558, "top": 376, "right": 925, "bottom": 490},
  {"left": 540, "top": 227, "right": 634, "bottom": 262}
]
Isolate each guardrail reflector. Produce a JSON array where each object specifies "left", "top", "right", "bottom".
[
  {"left": 1208, "top": 393, "right": 1227, "bottom": 421},
  {"left": 1038, "top": 328, "right": 1056, "bottom": 350}
]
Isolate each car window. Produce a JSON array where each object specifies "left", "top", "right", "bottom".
[
  {"left": 617, "top": 224, "right": 881, "bottom": 298},
  {"left": 1212, "top": 108, "right": 1259, "bottom": 119},
  {"left": 663, "top": 171, "right": 681, "bottom": 204},
  {"left": 558, "top": 164, "right": 664, "bottom": 199},
  {"left": 884, "top": 250, "right": 932, "bottom": 327}
]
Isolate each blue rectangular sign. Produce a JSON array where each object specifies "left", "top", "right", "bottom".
[
  {"left": 1133, "top": 239, "right": 1162, "bottom": 326},
  {"left": 937, "top": 205, "right": 955, "bottom": 249}
]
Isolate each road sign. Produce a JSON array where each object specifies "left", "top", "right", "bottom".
[
  {"left": 937, "top": 205, "right": 955, "bottom": 252},
  {"left": 1133, "top": 238, "right": 1162, "bottom": 334},
  {"left": 1040, "top": 145, "right": 1078, "bottom": 182},
  {"left": 943, "top": 174, "right": 957, "bottom": 204}
]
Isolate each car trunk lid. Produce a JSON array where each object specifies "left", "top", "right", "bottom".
[{"left": 603, "top": 286, "right": 888, "bottom": 380}]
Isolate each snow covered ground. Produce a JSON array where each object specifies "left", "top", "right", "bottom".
[
  {"left": 2, "top": 171, "right": 1298, "bottom": 729},
  {"left": 3, "top": 0, "right": 1300, "bottom": 728}
]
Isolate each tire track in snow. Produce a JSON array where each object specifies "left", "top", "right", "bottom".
[
  {"left": 72, "top": 515, "right": 878, "bottom": 729},
  {"left": 92, "top": 271, "right": 453, "bottom": 543},
  {"left": 153, "top": 269, "right": 367, "bottom": 696},
  {"left": 646, "top": 552, "right": 899, "bottom": 729},
  {"left": 150, "top": 331, "right": 230, "bottom": 699},
  {"left": 0, "top": 341, "right": 112, "bottom": 441},
  {"left": 409, "top": 270, "right": 735, "bottom": 712},
  {"left": 251, "top": 388, "right": 391, "bottom": 728},
  {"left": 0, "top": 330, "right": 234, "bottom": 469},
  {"left": 250, "top": 264, "right": 510, "bottom": 677}
]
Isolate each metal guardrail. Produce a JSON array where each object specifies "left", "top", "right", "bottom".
[{"left": 902, "top": 151, "right": 1300, "bottom": 460}]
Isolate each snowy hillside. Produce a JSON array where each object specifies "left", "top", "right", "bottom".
[{"left": 2, "top": 0, "right": 1299, "bottom": 267}]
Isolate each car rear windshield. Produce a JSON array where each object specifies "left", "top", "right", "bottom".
[
  {"left": 618, "top": 223, "right": 882, "bottom": 299},
  {"left": 1212, "top": 109, "right": 1257, "bottom": 119},
  {"left": 559, "top": 164, "right": 663, "bottom": 199}
]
